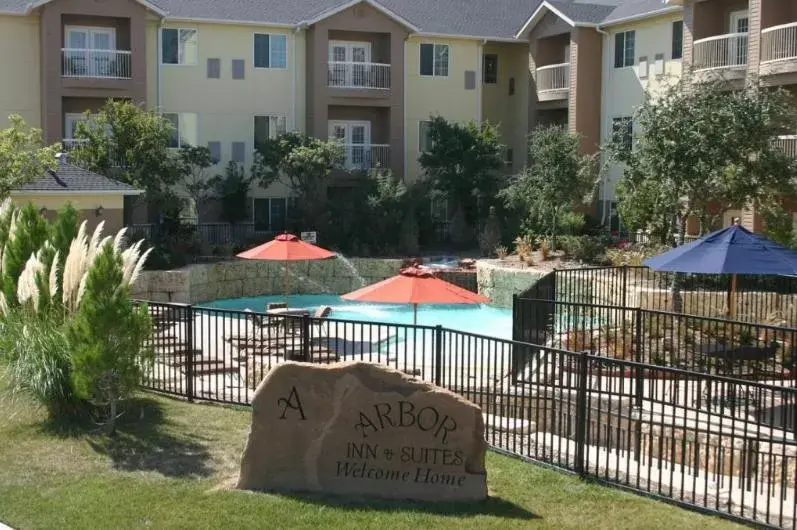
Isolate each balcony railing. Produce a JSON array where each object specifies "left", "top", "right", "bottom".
[
  {"left": 61, "top": 48, "right": 132, "bottom": 79},
  {"left": 761, "top": 22, "right": 797, "bottom": 63},
  {"left": 774, "top": 135, "right": 797, "bottom": 158},
  {"left": 693, "top": 33, "right": 748, "bottom": 71},
  {"left": 327, "top": 61, "right": 390, "bottom": 89},
  {"left": 536, "top": 63, "right": 570, "bottom": 92},
  {"left": 339, "top": 144, "right": 390, "bottom": 171},
  {"left": 61, "top": 138, "right": 125, "bottom": 167}
]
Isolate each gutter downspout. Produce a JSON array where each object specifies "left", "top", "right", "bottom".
[
  {"left": 291, "top": 27, "right": 298, "bottom": 132},
  {"left": 157, "top": 17, "right": 164, "bottom": 113},
  {"left": 476, "top": 39, "right": 486, "bottom": 123},
  {"left": 595, "top": 25, "right": 610, "bottom": 227}
]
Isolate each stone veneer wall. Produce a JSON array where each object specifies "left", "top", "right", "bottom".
[
  {"left": 131, "top": 258, "right": 404, "bottom": 304},
  {"left": 476, "top": 260, "right": 547, "bottom": 308}
]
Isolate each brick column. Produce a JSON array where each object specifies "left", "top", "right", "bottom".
[{"left": 748, "top": 0, "right": 762, "bottom": 75}]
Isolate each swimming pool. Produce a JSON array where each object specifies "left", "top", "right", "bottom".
[{"left": 201, "top": 294, "right": 513, "bottom": 339}]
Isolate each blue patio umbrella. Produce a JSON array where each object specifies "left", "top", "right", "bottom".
[{"left": 644, "top": 223, "right": 797, "bottom": 316}]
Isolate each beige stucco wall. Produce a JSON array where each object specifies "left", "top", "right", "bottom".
[
  {"left": 154, "top": 21, "right": 305, "bottom": 201},
  {"left": 404, "top": 36, "right": 482, "bottom": 181},
  {"left": 482, "top": 42, "right": 530, "bottom": 174},
  {"left": 0, "top": 15, "right": 42, "bottom": 129},
  {"left": 600, "top": 14, "right": 684, "bottom": 208},
  {"left": 10, "top": 194, "right": 126, "bottom": 233}
]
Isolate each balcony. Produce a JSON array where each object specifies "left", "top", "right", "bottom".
[
  {"left": 61, "top": 138, "right": 125, "bottom": 167},
  {"left": 536, "top": 63, "right": 570, "bottom": 102},
  {"left": 327, "top": 61, "right": 390, "bottom": 92},
  {"left": 774, "top": 135, "right": 797, "bottom": 158},
  {"left": 339, "top": 144, "right": 390, "bottom": 171},
  {"left": 761, "top": 22, "right": 797, "bottom": 76},
  {"left": 692, "top": 33, "right": 748, "bottom": 80},
  {"left": 61, "top": 49, "right": 132, "bottom": 79}
]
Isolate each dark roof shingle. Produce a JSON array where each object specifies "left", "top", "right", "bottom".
[{"left": 16, "top": 160, "right": 142, "bottom": 194}]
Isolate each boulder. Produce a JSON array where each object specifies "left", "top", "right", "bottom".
[{"left": 236, "top": 361, "right": 488, "bottom": 501}]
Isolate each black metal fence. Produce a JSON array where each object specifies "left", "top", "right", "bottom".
[
  {"left": 522, "top": 266, "right": 797, "bottom": 326},
  {"left": 139, "top": 300, "right": 797, "bottom": 528}
]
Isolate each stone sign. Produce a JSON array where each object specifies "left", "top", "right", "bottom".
[{"left": 236, "top": 361, "right": 487, "bottom": 501}]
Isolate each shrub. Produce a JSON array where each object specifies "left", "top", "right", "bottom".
[
  {"left": 495, "top": 245, "right": 508, "bottom": 259},
  {"left": 558, "top": 211, "right": 586, "bottom": 235},
  {"left": 0, "top": 311, "right": 78, "bottom": 418},
  {"left": 514, "top": 234, "right": 534, "bottom": 262},
  {"left": 540, "top": 238, "right": 551, "bottom": 261},
  {"left": 559, "top": 235, "right": 610, "bottom": 263}
]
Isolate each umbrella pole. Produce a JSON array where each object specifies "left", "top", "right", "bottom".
[
  {"left": 284, "top": 260, "right": 290, "bottom": 305},
  {"left": 729, "top": 273, "right": 737, "bottom": 319},
  {"left": 413, "top": 303, "right": 418, "bottom": 326}
]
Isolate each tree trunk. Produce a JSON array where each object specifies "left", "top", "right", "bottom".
[
  {"left": 107, "top": 395, "right": 117, "bottom": 436},
  {"left": 550, "top": 209, "right": 559, "bottom": 251},
  {"left": 669, "top": 214, "right": 686, "bottom": 313}
]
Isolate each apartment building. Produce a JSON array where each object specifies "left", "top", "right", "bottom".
[
  {"left": 0, "top": 0, "right": 791, "bottom": 233},
  {"left": 0, "top": 0, "right": 531, "bottom": 228}
]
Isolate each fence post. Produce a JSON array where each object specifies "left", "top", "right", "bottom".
[
  {"left": 634, "top": 308, "right": 643, "bottom": 409},
  {"left": 574, "top": 350, "right": 589, "bottom": 477},
  {"left": 434, "top": 325, "right": 443, "bottom": 387},
  {"left": 622, "top": 265, "right": 628, "bottom": 308},
  {"left": 185, "top": 304, "right": 194, "bottom": 402},
  {"left": 301, "top": 315, "right": 311, "bottom": 362}
]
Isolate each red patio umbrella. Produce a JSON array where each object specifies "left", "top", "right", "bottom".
[
  {"left": 237, "top": 233, "right": 335, "bottom": 302},
  {"left": 342, "top": 266, "right": 489, "bottom": 325}
]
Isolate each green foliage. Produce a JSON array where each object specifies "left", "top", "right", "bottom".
[
  {"left": 0, "top": 311, "right": 77, "bottom": 418},
  {"left": 502, "top": 125, "right": 598, "bottom": 249},
  {"left": 419, "top": 117, "right": 504, "bottom": 237},
  {"left": 0, "top": 204, "right": 49, "bottom": 307},
  {"left": 760, "top": 202, "right": 796, "bottom": 248},
  {"left": 608, "top": 78, "right": 797, "bottom": 244},
  {"left": 208, "top": 162, "right": 254, "bottom": 225},
  {"left": 0, "top": 115, "right": 59, "bottom": 199},
  {"left": 558, "top": 211, "right": 587, "bottom": 235},
  {"left": 558, "top": 234, "right": 611, "bottom": 264},
  {"left": 178, "top": 146, "right": 216, "bottom": 223},
  {"left": 254, "top": 132, "right": 343, "bottom": 231},
  {"left": 68, "top": 244, "right": 152, "bottom": 433},
  {"left": 70, "top": 100, "right": 181, "bottom": 199}
]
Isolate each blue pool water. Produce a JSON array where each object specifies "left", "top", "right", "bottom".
[{"left": 201, "top": 294, "right": 513, "bottom": 339}]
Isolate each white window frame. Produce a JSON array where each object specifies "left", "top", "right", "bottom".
[
  {"left": 611, "top": 116, "right": 634, "bottom": 152},
  {"left": 328, "top": 40, "right": 372, "bottom": 63},
  {"left": 252, "top": 197, "right": 289, "bottom": 233},
  {"left": 160, "top": 28, "right": 198, "bottom": 66},
  {"left": 419, "top": 42, "right": 450, "bottom": 77},
  {"left": 328, "top": 120, "right": 372, "bottom": 145},
  {"left": 163, "top": 112, "right": 198, "bottom": 149},
  {"left": 64, "top": 26, "right": 116, "bottom": 50},
  {"left": 614, "top": 30, "right": 636, "bottom": 69},
  {"left": 419, "top": 120, "right": 434, "bottom": 152},
  {"left": 253, "top": 33, "right": 288, "bottom": 70},
  {"left": 254, "top": 115, "right": 287, "bottom": 146}
]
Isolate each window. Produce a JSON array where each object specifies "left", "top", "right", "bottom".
[
  {"left": 163, "top": 112, "right": 198, "bottom": 148},
  {"left": 483, "top": 53, "right": 498, "bottom": 84},
  {"left": 420, "top": 43, "right": 449, "bottom": 77},
  {"left": 611, "top": 117, "right": 633, "bottom": 152},
  {"left": 253, "top": 198, "right": 288, "bottom": 232},
  {"left": 254, "top": 33, "right": 287, "bottom": 69},
  {"left": 614, "top": 30, "right": 635, "bottom": 68},
  {"left": 161, "top": 28, "right": 197, "bottom": 65},
  {"left": 254, "top": 115, "right": 287, "bottom": 149},
  {"left": 419, "top": 120, "right": 434, "bottom": 152},
  {"left": 672, "top": 20, "right": 684, "bottom": 59}
]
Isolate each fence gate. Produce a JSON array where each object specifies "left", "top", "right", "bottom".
[{"left": 140, "top": 303, "right": 192, "bottom": 398}]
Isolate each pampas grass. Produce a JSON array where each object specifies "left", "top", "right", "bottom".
[{"left": 17, "top": 252, "right": 43, "bottom": 311}]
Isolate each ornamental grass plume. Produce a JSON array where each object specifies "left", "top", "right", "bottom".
[
  {"left": 61, "top": 221, "right": 88, "bottom": 311},
  {"left": 17, "top": 252, "right": 43, "bottom": 311}
]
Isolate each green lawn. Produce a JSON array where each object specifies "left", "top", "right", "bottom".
[{"left": 0, "top": 379, "right": 742, "bottom": 530}]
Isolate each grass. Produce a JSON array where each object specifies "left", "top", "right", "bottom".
[{"left": 0, "top": 379, "right": 743, "bottom": 530}]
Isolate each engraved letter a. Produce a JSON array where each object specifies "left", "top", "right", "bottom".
[{"left": 277, "top": 386, "right": 306, "bottom": 420}]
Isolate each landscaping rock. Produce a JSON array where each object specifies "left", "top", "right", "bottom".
[{"left": 236, "top": 361, "right": 488, "bottom": 501}]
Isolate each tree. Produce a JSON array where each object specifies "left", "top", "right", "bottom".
[
  {"left": 68, "top": 242, "right": 152, "bottom": 434},
  {"left": 608, "top": 78, "right": 797, "bottom": 247},
  {"left": 418, "top": 117, "right": 504, "bottom": 237},
  {"left": 254, "top": 132, "right": 343, "bottom": 231},
  {"left": 501, "top": 125, "right": 598, "bottom": 249},
  {"left": 0, "top": 115, "right": 59, "bottom": 198},
  {"left": 208, "top": 161, "right": 255, "bottom": 225},
  {"left": 177, "top": 146, "right": 216, "bottom": 223},
  {"left": 70, "top": 100, "right": 182, "bottom": 204},
  {"left": 0, "top": 204, "right": 50, "bottom": 307}
]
